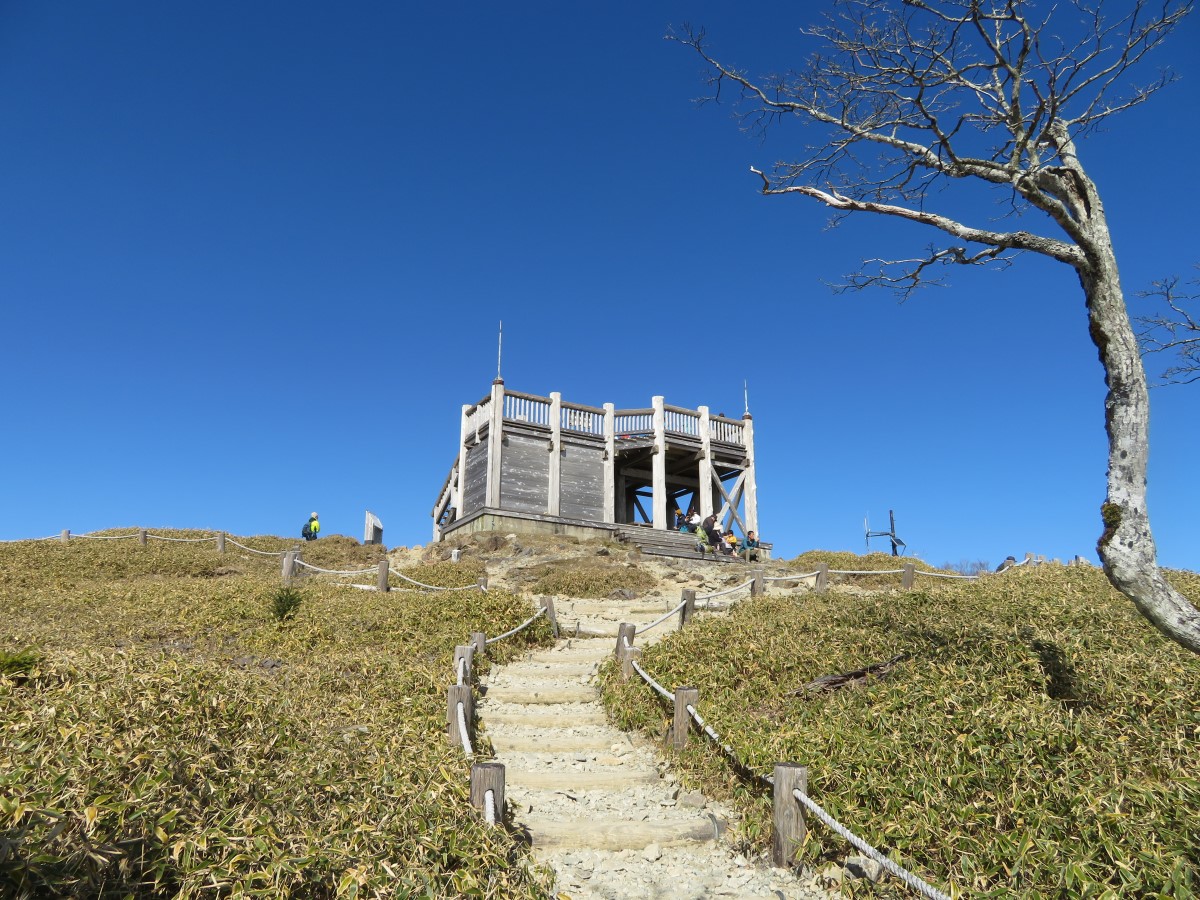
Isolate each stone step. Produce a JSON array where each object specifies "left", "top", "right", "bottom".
[
  {"left": 485, "top": 684, "right": 597, "bottom": 705},
  {"left": 521, "top": 814, "right": 719, "bottom": 851},
  {"left": 508, "top": 662, "right": 599, "bottom": 677},
  {"left": 488, "top": 730, "right": 632, "bottom": 753},
  {"left": 506, "top": 767, "right": 660, "bottom": 791},
  {"left": 481, "top": 705, "right": 609, "bottom": 727}
]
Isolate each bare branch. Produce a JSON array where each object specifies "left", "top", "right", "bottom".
[{"left": 1137, "top": 270, "right": 1200, "bottom": 385}]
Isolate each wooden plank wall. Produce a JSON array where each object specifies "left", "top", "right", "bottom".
[
  {"left": 462, "top": 440, "right": 488, "bottom": 516},
  {"left": 559, "top": 441, "right": 604, "bottom": 521},
  {"left": 500, "top": 433, "right": 550, "bottom": 514}
]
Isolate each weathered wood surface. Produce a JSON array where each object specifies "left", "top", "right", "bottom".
[
  {"left": 499, "top": 432, "right": 549, "bottom": 514},
  {"left": 462, "top": 440, "right": 488, "bottom": 517},
  {"left": 559, "top": 443, "right": 603, "bottom": 521}
]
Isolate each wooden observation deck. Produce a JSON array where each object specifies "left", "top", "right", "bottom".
[{"left": 432, "top": 380, "right": 758, "bottom": 544}]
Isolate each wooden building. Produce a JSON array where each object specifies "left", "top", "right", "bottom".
[{"left": 432, "top": 380, "right": 758, "bottom": 544}]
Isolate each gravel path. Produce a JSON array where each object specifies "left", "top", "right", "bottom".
[{"left": 478, "top": 592, "right": 834, "bottom": 900}]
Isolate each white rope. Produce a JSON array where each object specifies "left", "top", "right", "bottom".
[
  {"left": 635, "top": 599, "right": 688, "bottom": 635},
  {"left": 830, "top": 568, "right": 906, "bottom": 575},
  {"left": 389, "top": 569, "right": 481, "bottom": 592},
  {"left": 685, "top": 703, "right": 747, "bottom": 767},
  {"left": 764, "top": 570, "right": 821, "bottom": 582},
  {"left": 697, "top": 578, "right": 754, "bottom": 602},
  {"left": 145, "top": 534, "right": 217, "bottom": 543},
  {"left": 0, "top": 535, "right": 59, "bottom": 543},
  {"left": 484, "top": 788, "right": 496, "bottom": 826},
  {"left": 456, "top": 701, "right": 473, "bottom": 757},
  {"left": 294, "top": 560, "right": 378, "bottom": 576},
  {"left": 456, "top": 656, "right": 466, "bottom": 687},
  {"left": 225, "top": 538, "right": 289, "bottom": 557},
  {"left": 485, "top": 607, "right": 546, "bottom": 645},
  {"left": 630, "top": 659, "right": 674, "bottom": 701},
  {"left": 72, "top": 533, "right": 138, "bottom": 541},
  {"left": 789, "top": 788, "right": 951, "bottom": 900},
  {"left": 913, "top": 570, "right": 978, "bottom": 581}
]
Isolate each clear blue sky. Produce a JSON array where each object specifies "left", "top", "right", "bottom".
[{"left": 3, "top": 2, "right": 1197, "bottom": 570}]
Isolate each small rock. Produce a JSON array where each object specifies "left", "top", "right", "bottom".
[
  {"left": 678, "top": 790, "right": 707, "bottom": 809},
  {"left": 733, "top": 854, "right": 747, "bottom": 867},
  {"left": 596, "top": 547, "right": 610, "bottom": 556},
  {"left": 642, "top": 843, "right": 662, "bottom": 862},
  {"left": 608, "top": 588, "right": 637, "bottom": 601},
  {"left": 845, "top": 855, "right": 885, "bottom": 883}
]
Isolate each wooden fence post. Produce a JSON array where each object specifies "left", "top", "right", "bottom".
[
  {"left": 282, "top": 551, "right": 295, "bottom": 586},
  {"left": 538, "top": 597, "right": 559, "bottom": 638},
  {"left": 470, "top": 631, "right": 486, "bottom": 656},
  {"left": 454, "top": 645, "right": 474, "bottom": 685},
  {"left": 451, "top": 548, "right": 462, "bottom": 563},
  {"left": 447, "top": 684, "right": 473, "bottom": 749},
  {"left": 620, "top": 645, "right": 641, "bottom": 681},
  {"left": 216, "top": 532, "right": 226, "bottom": 553},
  {"left": 772, "top": 763, "right": 808, "bottom": 868},
  {"left": 470, "top": 762, "right": 505, "bottom": 824},
  {"left": 672, "top": 686, "right": 698, "bottom": 750},
  {"left": 477, "top": 575, "right": 489, "bottom": 590},
  {"left": 815, "top": 564, "right": 828, "bottom": 593},
  {"left": 679, "top": 589, "right": 696, "bottom": 628},
  {"left": 60, "top": 530, "right": 70, "bottom": 544},
  {"left": 377, "top": 559, "right": 389, "bottom": 592},
  {"left": 751, "top": 568, "right": 765, "bottom": 596},
  {"left": 138, "top": 529, "right": 147, "bottom": 546},
  {"left": 614, "top": 623, "right": 636, "bottom": 663},
  {"left": 902, "top": 563, "right": 915, "bottom": 589}
]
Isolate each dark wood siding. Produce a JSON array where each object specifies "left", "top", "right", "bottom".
[
  {"left": 560, "top": 442, "right": 604, "bottom": 521},
  {"left": 500, "top": 433, "right": 549, "bottom": 514},
  {"left": 462, "top": 440, "right": 488, "bottom": 515}
]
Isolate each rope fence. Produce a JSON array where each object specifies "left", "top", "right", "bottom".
[{"left": 634, "top": 598, "right": 687, "bottom": 635}]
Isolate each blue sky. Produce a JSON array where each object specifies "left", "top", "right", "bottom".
[{"left": 3, "top": 2, "right": 1196, "bottom": 571}]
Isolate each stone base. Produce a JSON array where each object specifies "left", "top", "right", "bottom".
[{"left": 439, "top": 508, "right": 621, "bottom": 543}]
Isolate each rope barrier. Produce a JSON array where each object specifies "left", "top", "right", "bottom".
[
  {"left": 294, "top": 560, "right": 378, "bottom": 576},
  {"left": 630, "top": 658, "right": 674, "bottom": 701},
  {"left": 72, "top": 533, "right": 139, "bottom": 541},
  {"left": 484, "top": 607, "right": 546, "bottom": 645},
  {"left": 697, "top": 578, "right": 755, "bottom": 603},
  {"left": 0, "top": 536, "right": 59, "bottom": 543},
  {"left": 389, "top": 569, "right": 481, "bottom": 592},
  {"left": 788, "top": 787, "right": 951, "bottom": 900},
  {"left": 145, "top": 534, "right": 218, "bottom": 543},
  {"left": 484, "top": 789, "right": 496, "bottom": 826},
  {"left": 456, "top": 656, "right": 466, "bottom": 687},
  {"left": 830, "top": 568, "right": 906, "bottom": 575},
  {"left": 764, "top": 570, "right": 821, "bottom": 582},
  {"left": 456, "top": 701, "right": 473, "bottom": 757},
  {"left": 913, "top": 570, "right": 978, "bottom": 581},
  {"left": 634, "top": 599, "right": 688, "bottom": 635},
  {"left": 225, "top": 538, "right": 289, "bottom": 557}
]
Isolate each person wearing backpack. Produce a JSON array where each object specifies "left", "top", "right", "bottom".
[{"left": 302, "top": 512, "right": 320, "bottom": 541}]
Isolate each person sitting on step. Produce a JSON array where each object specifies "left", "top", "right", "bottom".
[{"left": 741, "top": 531, "right": 761, "bottom": 562}]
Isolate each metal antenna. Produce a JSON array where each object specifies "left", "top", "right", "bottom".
[
  {"left": 496, "top": 321, "right": 503, "bottom": 382},
  {"left": 744, "top": 380, "right": 749, "bottom": 416}
]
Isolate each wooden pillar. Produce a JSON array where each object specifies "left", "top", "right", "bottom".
[
  {"left": 447, "top": 684, "right": 473, "bottom": 748},
  {"left": 470, "top": 762, "right": 505, "bottom": 824},
  {"left": 376, "top": 559, "right": 389, "bottom": 592},
  {"left": 485, "top": 379, "right": 505, "bottom": 509},
  {"left": 538, "top": 597, "right": 559, "bottom": 638},
  {"left": 679, "top": 589, "right": 696, "bottom": 628},
  {"left": 548, "top": 392, "right": 562, "bottom": 516},
  {"left": 615, "top": 472, "right": 627, "bottom": 524},
  {"left": 697, "top": 407, "right": 713, "bottom": 520},
  {"left": 602, "top": 403, "right": 616, "bottom": 524},
  {"left": 138, "top": 529, "right": 147, "bottom": 546},
  {"left": 60, "top": 529, "right": 70, "bottom": 543},
  {"left": 902, "top": 563, "right": 915, "bottom": 589},
  {"left": 772, "top": 763, "right": 808, "bottom": 868},
  {"left": 614, "top": 622, "right": 636, "bottom": 662},
  {"left": 620, "top": 645, "right": 641, "bottom": 680},
  {"left": 454, "top": 645, "right": 474, "bottom": 685},
  {"left": 470, "top": 631, "right": 486, "bottom": 656},
  {"left": 651, "top": 396, "right": 667, "bottom": 530},
  {"left": 815, "top": 564, "right": 829, "bottom": 593},
  {"left": 477, "top": 575, "right": 489, "bottom": 591},
  {"left": 282, "top": 550, "right": 295, "bottom": 586},
  {"left": 751, "top": 569, "right": 765, "bottom": 596},
  {"left": 742, "top": 414, "right": 759, "bottom": 534},
  {"left": 672, "top": 686, "right": 698, "bottom": 750},
  {"left": 216, "top": 532, "right": 226, "bottom": 553}
]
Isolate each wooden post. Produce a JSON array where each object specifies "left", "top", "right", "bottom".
[
  {"left": 772, "top": 763, "right": 808, "bottom": 868},
  {"left": 902, "top": 563, "right": 915, "bottom": 589},
  {"left": 751, "top": 568, "right": 765, "bottom": 596},
  {"left": 60, "top": 529, "right": 70, "bottom": 543},
  {"left": 672, "top": 686, "right": 698, "bottom": 750},
  {"left": 538, "top": 597, "right": 559, "bottom": 638},
  {"left": 470, "top": 762, "right": 505, "bottom": 824},
  {"left": 697, "top": 406, "right": 714, "bottom": 520},
  {"left": 679, "top": 589, "right": 696, "bottom": 628},
  {"left": 377, "top": 559, "right": 389, "bottom": 592},
  {"left": 614, "top": 622, "right": 636, "bottom": 662},
  {"left": 216, "top": 532, "right": 226, "bottom": 553},
  {"left": 477, "top": 575, "right": 489, "bottom": 591},
  {"left": 742, "top": 413, "right": 758, "bottom": 534},
  {"left": 138, "top": 529, "right": 147, "bottom": 546},
  {"left": 447, "top": 684, "right": 473, "bottom": 748},
  {"left": 620, "top": 645, "right": 641, "bottom": 681},
  {"left": 485, "top": 379, "right": 505, "bottom": 509},
  {"left": 451, "top": 548, "right": 462, "bottom": 563},
  {"left": 651, "top": 396, "right": 667, "bottom": 530},
  {"left": 548, "top": 392, "right": 562, "bottom": 516},
  {"left": 282, "top": 550, "right": 295, "bottom": 586},
  {"left": 815, "top": 563, "right": 829, "bottom": 593},
  {"left": 454, "top": 645, "right": 474, "bottom": 685},
  {"left": 470, "top": 631, "right": 486, "bottom": 656},
  {"left": 602, "top": 402, "right": 616, "bottom": 524}
]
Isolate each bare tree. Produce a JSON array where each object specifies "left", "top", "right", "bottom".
[
  {"left": 673, "top": 0, "right": 1200, "bottom": 653},
  {"left": 1137, "top": 269, "right": 1200, "bottom": 385}
]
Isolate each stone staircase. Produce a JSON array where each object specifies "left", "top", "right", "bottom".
[{"left": 477, "top": 594, "right": 830, "bottom": 899}]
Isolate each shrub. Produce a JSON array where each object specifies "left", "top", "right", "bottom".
[{"left": 270, "top": 586, "right": 304, "bottom": 621}]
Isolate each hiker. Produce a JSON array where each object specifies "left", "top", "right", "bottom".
[
  {"left": 302, "top": 512, "right": 320, "bottom": 541},
  {"left": 687, "top": 511, "right": 702, "bottom": 533},
  {"left": 702, "top": 516, "right": 721, "bottom": 552},
  {"left": 695, "top": 526, "right": 713, "bottom": 555},
  {"left": 675, "top": 509, "right": 689, "bottom": 532},
  {"left": 742, "top": 531, "right": 761, "bottom": 562},
  {"left": 723, "top": 531, "right": 739, "bottom": 555}
]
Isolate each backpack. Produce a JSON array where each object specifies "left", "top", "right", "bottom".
[{"left": 302, "top": 521, "right": 312, "bottom": 539}]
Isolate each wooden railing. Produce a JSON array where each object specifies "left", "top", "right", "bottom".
[
  {"left": 614, "top": 409, "right": 653, "bottom": 437},
  {"left": 561, "top": 402, "right": 605, "bottom": 436},
  {"left": 503, "top": 391, "right": 550, "bottom": 426},
  {"left": 710, "top": 416, "right": 743, "bottom": 445},
  {"left": 464, "top": 395, "right": 492, "bottom": 436},
  {"left": 664, "top": 405, "right": 701, "bottom": 438}
]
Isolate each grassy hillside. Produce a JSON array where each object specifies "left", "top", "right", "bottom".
[
  {"left": 602, "top": 560, "right": 1200, "bottom": 898},
  {"left": 0, "top": 532, "right": 555, "bottom": 899}
]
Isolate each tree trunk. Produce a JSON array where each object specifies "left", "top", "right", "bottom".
[{"left": 1082, "top": 240, "right": 1200, "bottom": 654}]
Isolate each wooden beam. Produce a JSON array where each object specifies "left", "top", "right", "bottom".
[
  {"left": 742, "top": 414, "right": 758, "bottom": 533},
  {"left": 698, "top": 406, "right": 713, "bottom": 520},
  {"left": 548, "top": 392, "right": 562, "bottom": 516},
  {"left": 651, "top": 396, "right": 667, "bottom": 530},
  {"left": 485, "top": 380, "right": 505, "bottom": 508},
  {"left": 603, "top": 403, "right": 615, "bottom": 523},
  {"left": 712, "top": 468, "right": 747, "bottom": 535}
]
